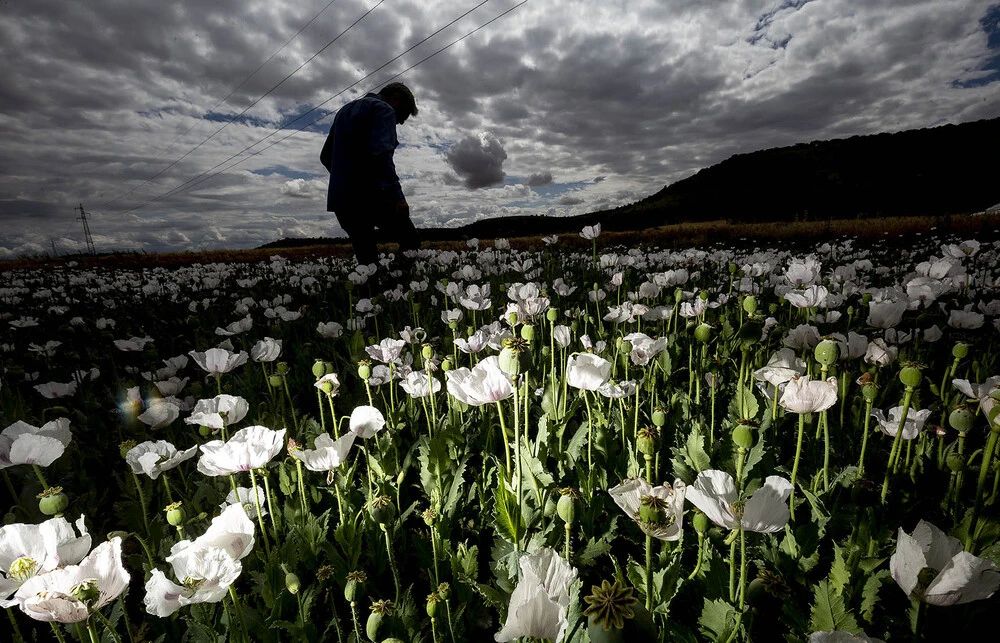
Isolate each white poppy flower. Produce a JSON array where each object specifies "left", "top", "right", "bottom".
[
  {"left": 137, "top": 400, "right": 180, "bottom": 430},
  {"left": 0, "top": 515, "right": 90, "bottom": 608},
  {"left": 566, "top": 353, "right": 612, "bottom": 391},
  {"left": 221, "top": 487, "right": 268, "bottom": 519},
  {"left": 197, "top": 426, "right": 286, "bottom": 476},
  {"left": 290, "top": 433, "right": 357, "bottom": 480},
  {"left": 864, "top": 338, "right": 898, "bottom": 367},
  {"left": 125, "top": 440, "right": 198, "bottom": 480},
  {"left": 685, "top": 470, "right": 792, "bottom": 533},
  {"left": 871, "top": 407, "right": 932, "bottom": 440},
  {"left": 579, "top": 223, "right": 601, "bottom": 240},
  {"left": 778, "top": 376, "right": 838, "bottom": 414},
  {"left": 349, "top": 405, "right": 386, "bottom": 438},
  {"left": 399, "top": 370, "right": 441, "bottom": 398},
  {"left": 809, "top": 631, "right": 885, "bottom": 643},
  {"left": 13, "top": 537, "right": 129, "bottom": 623},
  {"left": 184, "top": 395, "right": 250, "bottom": 430},
  {"left": 446, "top": 356, "right": 514, "bottom": 406},
  {"left": 609, "top": 478, "right": 686, "bottom": 541},
  {"left": 495, "top": 548, "right": 578, "bottom": 642},
  {"left": 250, "top": 337, "right": 282, "bottom": 362},
  {"left": 0, "top": 418, "right": 72, "bottom": 470},
  {"left": 890, "top": 520, "right": 1000, "bottom": 605},
  {"left": 188, "top": 348, "right": 249, "bottom": 374}
]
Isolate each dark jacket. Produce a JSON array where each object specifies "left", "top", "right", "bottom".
[{"left": 320, "top": 93, "right": 404, "bottom": 212}]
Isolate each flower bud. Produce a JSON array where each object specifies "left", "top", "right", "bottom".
[
  {"left": 285, "top": 571, "right": 301, "bottom": 595},
  {"left": 692, "top": 510, "right": 709, "bottom": 535}
]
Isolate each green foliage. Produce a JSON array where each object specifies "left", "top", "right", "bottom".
[{"left": 810, "top": 580, "right": 860, "bottom": 634}]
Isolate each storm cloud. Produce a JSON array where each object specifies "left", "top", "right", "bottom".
[{"left": 0, "top": 0, "right": 997, "bottom": 256}]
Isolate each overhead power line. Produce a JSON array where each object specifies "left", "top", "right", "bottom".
[
  {"left": 115, "top": 0, "right": 523, "bottom": 217},
  {"left": 95, "top": 0, "right": 372, "bottom": 211}
]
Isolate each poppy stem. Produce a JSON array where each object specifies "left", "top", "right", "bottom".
[
  {"left": 789, "top": 413, "right": 806, "bottom": 521},
  {"left": 645, "top": 533, "right": 653, "bottom": 611},
  {"left": 129, "top": 470, "right": 150, "bottom": 536},
  {"left": 495, "top": 402, "right": 512, "bottom": 474},
  {"left": 859, "top": 397, "right": 873, "bottom": 474},
  {"left": 249, "top": 469, "right": 272, "bottom": 557}
]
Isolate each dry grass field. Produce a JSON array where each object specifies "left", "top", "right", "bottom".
[{"left": 3, "top": 212, "right": 999, "bottom": 272}]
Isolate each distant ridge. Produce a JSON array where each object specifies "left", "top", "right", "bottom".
[{"left": 261, "top": 117, "right": 1000, "bottom": 248}]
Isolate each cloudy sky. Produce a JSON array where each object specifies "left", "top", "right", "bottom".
[{"left": 1, "top": 0, "right": 997, "bottom": 257}]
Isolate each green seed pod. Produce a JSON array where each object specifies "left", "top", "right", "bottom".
[
  {"left": 651, "top": 407, "right": 666, "bottom": 427},
  {"left": 441, "top": 357, "right": 453, "bottom": 372},
  {"left": 72, "top": 579, "right": 100, "bottom": 606},
  {"left": 899, "top": 365, "right": 922, "bottom": 388},
  {"left": 694, "top": 323, "right": 712, "bottom": 343},
  {"left": 946, "top": 451, "right": 966, "bottom": 472},
  {"left": 546, "top": 308, "right": 559, "bottom": 322},
  {"left": 325, "top": 361, "right": 336, "bottom": 375},
  {"left": 276, "top": 361, "right": 290, "bottom": 375},
  {"left": 638, "top": 496, "right": 667, "bottom": 524},
  {"left": 952, "top": 342, "right": 970, "bottom": 359},
  {"left": 366, "top": 611, "right": 383, "bottom": 641},
  {"left": 312, "top": 360, "right": 326, "bottom": 379},
  {"left": 636, "top": 427, "right": 659, "bottom": 456},
  {"left": 421, "top": 344, "right": 435, "bottom": 360},
  {"left": 520, "top": 324, "right": 535, "bottom": 341},
  {"left": 674, "top": 288, "right": 683, "bottom": 304},
  {"left": 814, "top": 339, "right": 839, "bottom": 366},
  {"left": 556, "top": 488, "right": 580, "bottom": 524},
  {"left": 729, "top": 263, "right": 739, "bottom": 274},
  {"left": 165, "top": 502, "right": 186, "bottom": 526},
  {"left": 732, "top": 425, "right": 753, "bottom": 449},
  {"left": 199, "top": 425, "right": 212, "bottom": 437},
  {"left": 268, "top": 374, "right": 283, "bottom": 388},
  {"left": 498, "top": 338, "right": 531, "bottom": 377},
  {"left": 743, "top": 295, "right": 758, "bottom": 315},
  {"left": 38, "top": 488, "right": 68, "bottom": 516},
  {"left": 618, "top": 339, "right": 632, "bottom": 354},
  {"left": 949, "top": 407, "right": 976, "bottom": 433},
  {"left": 862, "top": 383, "right": 879, "bottom": 401},
  {"left": 344, "top": 571, "right": 366, "bottom": 602},
  {"left": 583, "top": 580, "right": 657, "bottom": 643},
  {"left": 426, "top": 592, "right": 440, "bottom": 618},
  {"left": 369, "top": 495, "right": 396, "bottom": 526},
  {"left": 319, "top": 380, "right": 334, "bottom": 394},
  {"left": 358, "top": 361, "right": 372, "bottom": 380}
]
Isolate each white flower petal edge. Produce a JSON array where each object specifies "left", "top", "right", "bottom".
[
  {"left": 741, "top": 476, "right": 792, "bottom": 533},
  {"left": 685, "top": 470, "right": 739, "bottom": 530}
]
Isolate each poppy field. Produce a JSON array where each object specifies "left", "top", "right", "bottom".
[{"left": 2, "top": 224, "right": 1000, "bottom": 643}]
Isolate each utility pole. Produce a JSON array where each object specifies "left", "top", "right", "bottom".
[{"left": 75, "top": 204, "right": 96, "bottom": 255}]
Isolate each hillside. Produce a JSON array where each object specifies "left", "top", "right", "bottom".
[{"left": 261, "top": 117, "right": 1000, "bottom": 247}]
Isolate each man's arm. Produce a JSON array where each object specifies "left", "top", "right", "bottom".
[
  {"left": 369, "top": 104, "right": 406, "bottom": 204},
  {"left": 319, "top": 122, "right": 334, "bottom": 172}
]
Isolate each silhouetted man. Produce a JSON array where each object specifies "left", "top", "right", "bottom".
[{"left": 320, "top": 82, "right": 421, "bottom": 268}]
